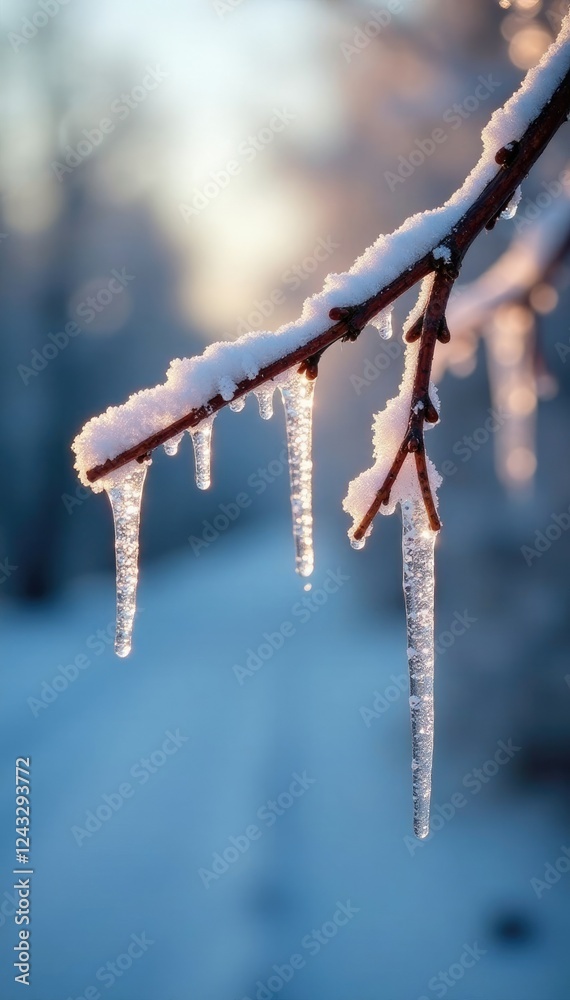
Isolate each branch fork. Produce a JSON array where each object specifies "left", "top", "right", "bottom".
[{"left": 352, "top": 268, "right": 456, "bottom": 539}]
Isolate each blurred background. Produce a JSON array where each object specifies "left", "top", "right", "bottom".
[{"left": 1, "top": 0, "right": 570, "bottom": 997}]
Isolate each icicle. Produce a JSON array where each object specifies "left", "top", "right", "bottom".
[
  {"left": 229, "top": 395, "right": 247, "bottom": 413},
  {"left": 105, "top": 461, "right": 149, "bottom": 658},
  {"left": 279, "top": 372, "right": 315, "bottom": 578},
  {"left": 188, "top": 417, "right": 214, "bottom": 490},
  {"left": 500, "top": 185, "right": 522, "bottom": 220},
  {"left": 163, "top": 433, "right": 183, "bottom": 456},
  {"left": 254, "top": 384, "right": 275, "bottom": 420},
  {"left": 369, "top": 305, "right": 393, "bottom": 340},
  {"left": 401, "top": 498, "right": 436, "bottom": 839},
  {"left": 485, "top": 304, "right": 537, "bottom": 489}
]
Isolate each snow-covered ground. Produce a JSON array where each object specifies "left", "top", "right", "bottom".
[{"left": 1, "top": 526, "right": 569, "bottom": 1000}]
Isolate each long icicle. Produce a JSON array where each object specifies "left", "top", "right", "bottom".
[
  {"left": 484, "top": 305, "right": 537, "bottom": 491},
  {"left": 105, "top": 461, "right": 149, "bottom": 658},
  {"left": 279, "top": 372, "right": 315, "bottom": 578},
  {"left": 401, "top": 497, "right": 437, "bottom": 838}
]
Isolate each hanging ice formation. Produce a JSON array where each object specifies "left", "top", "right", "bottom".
[
  {"left": 163, "top": 433, "right": 183, "bottom": 456},
  {"left": 278, "top": 371, "right": 316, "bottom": 578},
  {"left": 97, "top": 367, "right": 315, "bottom": 658},
  {"left": 104, "top": 461, "right": 150, "bottom": 658},
  {"left": 345, "top": 472, "right": 439, "bottom": 839},
  {"left": 189, "top": 417, "right": 215, "bottom": 490},
  {"left": 369, "top": 305, "right": 393, "bottom": 340},
  {"left": 401, "top": 499, "right": 436, "bottom": 839},
  {"left": 484, "top": 303, "right": 537, "bottom": 489},
  {"left": 253, "top": 383, "right": 275, "bottom": 420},
  {"left": 500, "top": 185, "right": 522, "bottom": 220},
  {"left": 229, "top": 395, "right": 247, "bottom": 413}
]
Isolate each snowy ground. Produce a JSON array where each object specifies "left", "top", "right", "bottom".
[{"left": 0, "top": 526, "right": 569, "bottom": 1000}]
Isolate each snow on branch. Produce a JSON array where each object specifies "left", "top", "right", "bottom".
[{"left": 73, "top": 13, "right": 570, "bottom": 505}]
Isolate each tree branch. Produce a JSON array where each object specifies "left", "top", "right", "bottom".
[
  {"left": 352, "top": 269, "right": 454, "bottom": 537},
  {"left": 85, "top": 62, "right": 570, "bottom": 500}
]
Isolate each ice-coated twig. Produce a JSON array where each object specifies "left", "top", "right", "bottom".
[{"left": 69, "top": 17, "right": 570, "bottom": 841}]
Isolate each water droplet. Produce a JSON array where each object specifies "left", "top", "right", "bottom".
[
  {"left": 500, "top": 186, "right": 522, "bottom": 220},
  {"left": 350, "top": 524, "right": 372, "bottom": 549}
]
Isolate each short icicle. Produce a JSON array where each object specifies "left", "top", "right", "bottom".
[
  {"left": 105, "top": 461, "right": 150, "bottom": 658},
  {"left": 279, "top": 372, "right": 315, "bottom": 578},
  {"left": 229, "top": 395, "right": 247, "bottom": 413},
  {"left": 163, "top": 433, "right": 183, "bottom": 456},
  {"left": 254, "top": 384, "right": 275, "bottom": 420},
  {"left": 500, "top": 185, "right": 522, "bottom": 220},
  {"left": 189, "top": 417, "right": 214, "bottom": 490},
  {"left": 369, "top": 305, "right": 393, "bottom": 340},
  {"left": 401, "top": 497, "right": 437, "bottom": 839}
]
